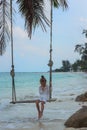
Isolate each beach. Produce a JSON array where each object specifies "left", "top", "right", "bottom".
[
  {"left": 0, "top": 72, "right": 87, "bottom": 130},
  {"left": 2, "top": 115, "right": 87, "bottom": 130}
]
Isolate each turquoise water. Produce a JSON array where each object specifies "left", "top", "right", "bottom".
[
  {"left": 0, "top": 72, "right": 87, "bottom": 129},
  {"left": 0, "top": 72, "right": 86, "bottom": 100}
]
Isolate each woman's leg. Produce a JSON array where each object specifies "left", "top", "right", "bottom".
[
  {"left": 41, "top": 101, "right": 45, "bottom": 117},
  {"left": 36, "top": 100, "right": 40, "bottom": 118}
]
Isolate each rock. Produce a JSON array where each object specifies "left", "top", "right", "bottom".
[
  {"left": 65, "top": 106, "right": 87, "bottom": 128},
  {"left": 75, "top": 92, "right": 87, "bottom": 102}
]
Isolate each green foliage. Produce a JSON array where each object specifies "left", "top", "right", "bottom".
[
  {"left": 54, "top": 60, "right": 71, "bottom": 72},
  {"left": 62, "top": 60, "right": 71, "bottom": 72},
  {"left": 71, "top": 60, "right": 82, "bottom": 72}
]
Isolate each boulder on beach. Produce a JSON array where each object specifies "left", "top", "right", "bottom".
[
  {"left": 75, "top": 92, "right": 87, "bottom": 102},
  {"left": 65, "top": 106, "right": 87, "bottom": 128}
]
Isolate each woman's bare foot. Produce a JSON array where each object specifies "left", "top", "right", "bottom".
[
  {"left": 38, "top": 111, "right": 40, "bottom": 119},
  {"left": 38, "top": 111, "right": 41, "bottom": 119},
  {"left": 40, "top": 111, "right": 43, "bottom": 118},
  {"left": 38, "top": 111, "right": 43, "bottom": 119}
]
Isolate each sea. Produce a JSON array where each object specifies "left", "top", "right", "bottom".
[{"left": 0, "top": 72, "right": 87, "bottom": 129}]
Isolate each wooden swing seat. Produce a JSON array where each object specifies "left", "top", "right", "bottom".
[{"left": 10, "top": 98, "right": 57, "bottom": 104}]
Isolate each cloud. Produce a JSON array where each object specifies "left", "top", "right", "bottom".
[
  {"left": 13, "top": 26, "right": 28, "bottom": 39},
  {"left": 80, "top": 17, "right": 87, "bottom": 23},
  {"left": 12, "top": 26, "right": 49, "bottom": 59}
]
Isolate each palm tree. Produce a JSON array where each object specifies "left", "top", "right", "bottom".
[
  {"left": 75, "top": 30, "right": 87, "bottom": 71},
  {"left": 75, "top": 30, "right": 87, "bottom": 60},
  {"left": 75, "top": 43, "right": 87, "bottom": 61}
]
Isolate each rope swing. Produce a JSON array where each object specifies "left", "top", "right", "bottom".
[{"left": 10, "top": 0, "right": 55, "bottom": 104}]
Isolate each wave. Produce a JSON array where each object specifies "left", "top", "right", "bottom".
[{"left": 0, "top": 99, "right": 11, "bottom": 111}]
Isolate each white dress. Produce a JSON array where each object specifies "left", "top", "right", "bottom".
[{"left": 39, "top": 85, "right": 49, "bottom": 102}]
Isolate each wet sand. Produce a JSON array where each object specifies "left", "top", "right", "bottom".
[{"left": 2, "top": 119, "right": 87, "bottom": 130}]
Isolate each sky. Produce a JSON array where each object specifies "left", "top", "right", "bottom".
[{"left": 0, "top": 0, "right": 87, "bottom": 72}]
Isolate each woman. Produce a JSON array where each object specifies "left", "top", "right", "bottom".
[{"left": 36, "top": 75, "right": 49, "bottom": 119}]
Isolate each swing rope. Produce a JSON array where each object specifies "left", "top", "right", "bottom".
[
  {"left": 48, "top": 0, "right": 53, "bottom": 99},
  {"left": 10, "top": 0, "right": 16, "bottom": 102}
]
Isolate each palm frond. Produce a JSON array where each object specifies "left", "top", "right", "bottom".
[
  {"left": 75, "top": 44, "right": 81, "bottom": 51},
  {"left": 75, "top": 44, "right": 84, "bottom": 55},
  {"left": 52, "top": 0, "right": 68, "bottom": 9},
  {"left": 17, "top": 0, "right": 50, "bottom": 39},
  {"left": 0, "top": 0, "right": 10, "bottom": 55},
  {"left": 52, "top": 0, "right": 60, "bottom": 8},
  {"left": 59, "top": 0, "right": 68, "bottom": 9}
]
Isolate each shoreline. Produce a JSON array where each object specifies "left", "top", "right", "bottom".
[{"left": 1, "top": 119, "right": 87, "bottom": 130}]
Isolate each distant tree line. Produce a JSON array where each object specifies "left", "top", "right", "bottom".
[{"left": 53, "top": 30, "right": 87, "bottom": 72}]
